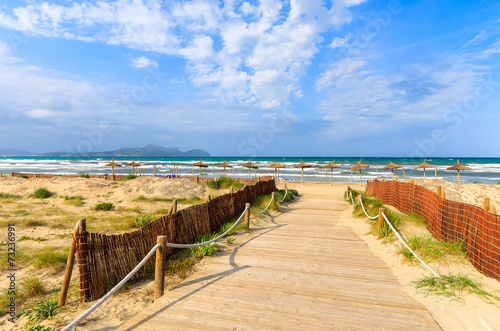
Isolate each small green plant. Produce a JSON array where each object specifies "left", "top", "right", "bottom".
[
  {"left": 79, "top": 174, "right": 90, "bottom": 178},
  {"left": 497, "top": 180, "right": 500, "bottom": 185},
  {"left": 20, "top": 277, "right": 45, "bottom": 298},
  {"left": 61, "top": 195, "right": 83, "bottom": 206},
  {"left": 135, "top": 213, "right": 154, "bottom": 227},
  {"left": 28, "top": 326, "right": 51, "bottom": 331},
  {"left": 0, "top": 192, "right": 21, "bottom": 199},
  {"left": 275, "top": 189, "right": 298, "bottom": 203},
  {"left": 413, "top": 273, "right": 500, "bottom": 303},
  {"left": 95, "top": 202, "right": 114, "bottom": 211},
  {"left": 23, "top": 219, "right": 47, "bottom": 227},
  {"left": 34, "top": 247, "right": 68, "bottom": 271},
  {"left": 15, "top": 210, "right": 30, "bottom": 216},
  {"left": 190, "top": 233, "right": 218, "bottom": 258},
  {"left": 165, "top": 257, "right": 197, "bottom": 275},
  {"left": 226, "top": 236, "right": 235, "bottom": 245},
  {"left": 19, "top": 236, "right": 47, "bottom": 242},
  {"left": 32, "top": 188, "right": 53, "bottom": 199},
  {"left": 18, "top": 174, "right": 29, "bottom": 179},
  {"left": 473, "top": 181, "right": 482, "bottom": 184},
  {"left": 23, "top": 300, "right": 59, "bottom": 323},
  {"left": 123, "top": 174, "right": 137, "bottom": 181}
]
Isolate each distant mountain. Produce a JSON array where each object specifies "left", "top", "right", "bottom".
[
  {"left": 44, "top": 144, "right": 210, "bottom": 157},
  {"left": 0, "top": 148, "right": 35, "bottom": 156}
]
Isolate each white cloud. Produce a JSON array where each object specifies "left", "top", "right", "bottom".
[
  {"left": 24, "top": 108, "right": 55, "bottom": 119},
  {"left": 0, "top": 0, "right": 366, "bottom": 108},
  {"left": 131, "top": 56, "right": 158, "bottom": 69}
]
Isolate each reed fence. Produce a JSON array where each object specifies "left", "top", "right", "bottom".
[
  {"left": 366, "top": 179, "right": 500, "bottom": 281},
  {"left": 75, "top": 179, "right": 275, "bottom": 301}
]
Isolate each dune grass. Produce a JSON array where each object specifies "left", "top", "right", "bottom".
[
  {"left": 206, "top": 177, "right": 244, "bottom": 190},
  {"left": 251, "top": 194, "right": 280, "bottom": 213},
  {"left": 133, "top": 195, "right": 203, "bottom": 205},
  {"left": 0, "top": 192, "right": 21, "bottom": 199},
  {"left": 61, "top": 195, "right": 83, "bottom": 207},
  {"left": 95, "top": 202, "right": 114, "bottom": 211},
  {"left": 123, "top": 174, "right": 137, "bottom": 181},
  {"left": 275, "top": 188, "right": 298, "bottom": 202},
  {"left": 31, "top": 188, "right": 53, "bottom": 199},
  {"left": 33, "top": 246, "right": 68, "bottom": 272},
  {"left": 413, "top": 273, "right": 500, "bottom": 303},
  {"left": 397, "top": 234, "right": 465, "bottom": 264}
]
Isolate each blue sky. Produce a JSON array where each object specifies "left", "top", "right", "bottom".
[{"left": 0, "top": 0, "right": 499, "bottom": 157}]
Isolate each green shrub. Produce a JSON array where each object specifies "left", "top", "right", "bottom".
[
  {"left": 275, "top": 189, "right": 298, "bottom": 203},
  {"left": 135, "top": 213, "right": 154, "bottom": 227},
  {"left": 252, "top": 194, "right": 279, "bottom": 213},
  {"left": 18, "top": 174, "right": 29, "bottom": 179},
  {"left": 32, "top": 188, "right": 53, "bottom": 199},
  {"left": 190, "top": 233, "right": 218, "bottom": 258},
  {"left": 79, "top": 174, "right": 90, "bottom": 178},
  {"left": 123, "top": 174, "right": 137, "bottom": 181},
  {"left": 23, "top": 300, "right": 59, "bottom": 323},
  {"left": 95, "top": 202, "right": 114, "bottom": 211},
  {"left": 18, "top": 236, "right": 47, "bottom": 242},
  {"left": 28, "top": 326, "right": 51, "bottom": 331}
]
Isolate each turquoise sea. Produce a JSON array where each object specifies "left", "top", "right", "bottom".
[{"left": 1, "top": 157, "right": 500, "bottom": 184}]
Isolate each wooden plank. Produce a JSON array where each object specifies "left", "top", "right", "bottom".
[{"left": 118, "top": 187, "right": 440, "bottom": 330}]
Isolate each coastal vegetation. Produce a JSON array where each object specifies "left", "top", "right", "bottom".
[{"left": 206, "top": 176, "right": 244, "bottom": 190}]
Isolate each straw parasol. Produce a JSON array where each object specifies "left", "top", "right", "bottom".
[
  {"left": 323, "top": 160, "right": 341, "bottom": 183},
  {"left": 294, "top": 159, "right": 312, "bottom": 182},
  {"left": 382, "top": 161, "right": 403, "bottom": 180},
  {"left": 242, "top": 160, "right": 259, "bottom": 178},
  {"left": 446, "top": 159, "right": 471, "bottom": 185},
  {"left": 192, "top": 159, "right": 208, "bottom": 176},
  {"left": 350, "top": 159, "right": 369, "bottom": 184},
  {"left": 217, "top": 159, "right": 233, "bottom": 177},
  {"left": 267, "top": 159, "right": 285, "bottom": 180},
  {"left": 125, "top": 159, "right": 141, "bottom": 175},
  {"left": 105, "top": 158, "right": 121, "bottom": 179},
  {"left": 414, "top": 159, "right": 435, "bottom": 179}
]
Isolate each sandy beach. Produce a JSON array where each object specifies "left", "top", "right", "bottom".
[{"left": 0, "top": 177, "right": 499, "bottom": 330}]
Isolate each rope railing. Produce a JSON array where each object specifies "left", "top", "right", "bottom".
[
  {"left": 62, "top": 186, "right": 292, "bottom": 329},
  {"left": 347, "top": 187, "right": 439, "bottom": 277},
  {"left": 250, "top": 193, "right": 276, "bottom": 214},
  {"left": 61, "top": 243, "right": 161, "bottom": 331},
  {"left": 347, "top": 186, "right": 495, "bottom": 331}
]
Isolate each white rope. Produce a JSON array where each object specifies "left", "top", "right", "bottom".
[
  {"left": 358, "top": 196, "right": 379, "bottom": 220},
  {"left": 166, "top": 207, "right": 248, "bottom": 248},
  {"left": 381, "top": 212, "right": 439, "bottom": 277},
  {"left": 278, "top": 188, "right": 289, "bottom": 203},
  {"left": 347, "top": 187, "right": 438, "bottom": 277},
  {"left": 350, "top": 191, "right": 359, "bottom": 206},
  {"left": 250, "top": 194, "right": 275, "bottom": 214},
  {"left": 61, "top": 243, "right": 161, "bottom": 331},
  {"left": 479, "top": 316, "right": 494, "bottom": 331}
]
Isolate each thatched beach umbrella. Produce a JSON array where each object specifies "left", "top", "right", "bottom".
[
  {"left": 323, "top": 160, "right": 341, "bottom": 183},
  {"left": 105, "top": 158, "right": 121, "bottom": 179},
  {"left": 382, "top": 161, "right": 403, "bottom": 180},
  {"left": 217, "top": 159, "right": 233, "bottom": 177},
  {"left": 242, "top": 160, "right": 259, "bottom": 178},
  {"left": 446, "top": 159, "right": 471, "bottom": 185},
  {"left": 192, "top": 159, "right": 208, "bottom": 176},
  {"left": 351, "top": 159, "right": 369, "bottom": 184},
  {"left": 294, "top": 159, "right": 312, "bottom": 182},
  {"left": 267, "top": 159, "right": 285, "bottom": 180},
  {"left": 414, "top": 159, "right": 435, "bottom": 179},
  {"left": 125, "top": 159, "right": 141, "bottom": 175}
]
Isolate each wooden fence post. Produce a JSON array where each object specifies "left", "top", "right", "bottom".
[
  {"left": 395, "top": 177, "right": 399, "bottom": 182},
  {"left": 440, "top": 187, "right": 446, "bottom": 199},
  {"left": 482, "top": 197, "right": 490, "bottom": 211},
  {"left": 436, "top": 186, "right": 442, "bottom": 197},
  {"left": 58, "top": 219, "right": 84, "bottom": 306},
  {"left": 410, "top": 179, "right": 415, "bottom": 185},
  {"left": 245, "top": 203, "right": 250, "bottom": 229},
  {"left": 377, "top": 208, "right": 385, "bottom": 239},
  {"left": 76, "top": 218, "right": 91, "bottom": 302},
  {"left": 154, "top": 236, "right": 167, "bottom": 301}
]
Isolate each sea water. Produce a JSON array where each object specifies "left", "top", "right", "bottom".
[{"left": 0, "top": 157, "right": 499, "bottom": 184}]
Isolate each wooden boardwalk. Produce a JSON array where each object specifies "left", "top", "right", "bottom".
[{"left": 119, "top": 184, "right": 441, "bottom": 330}]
